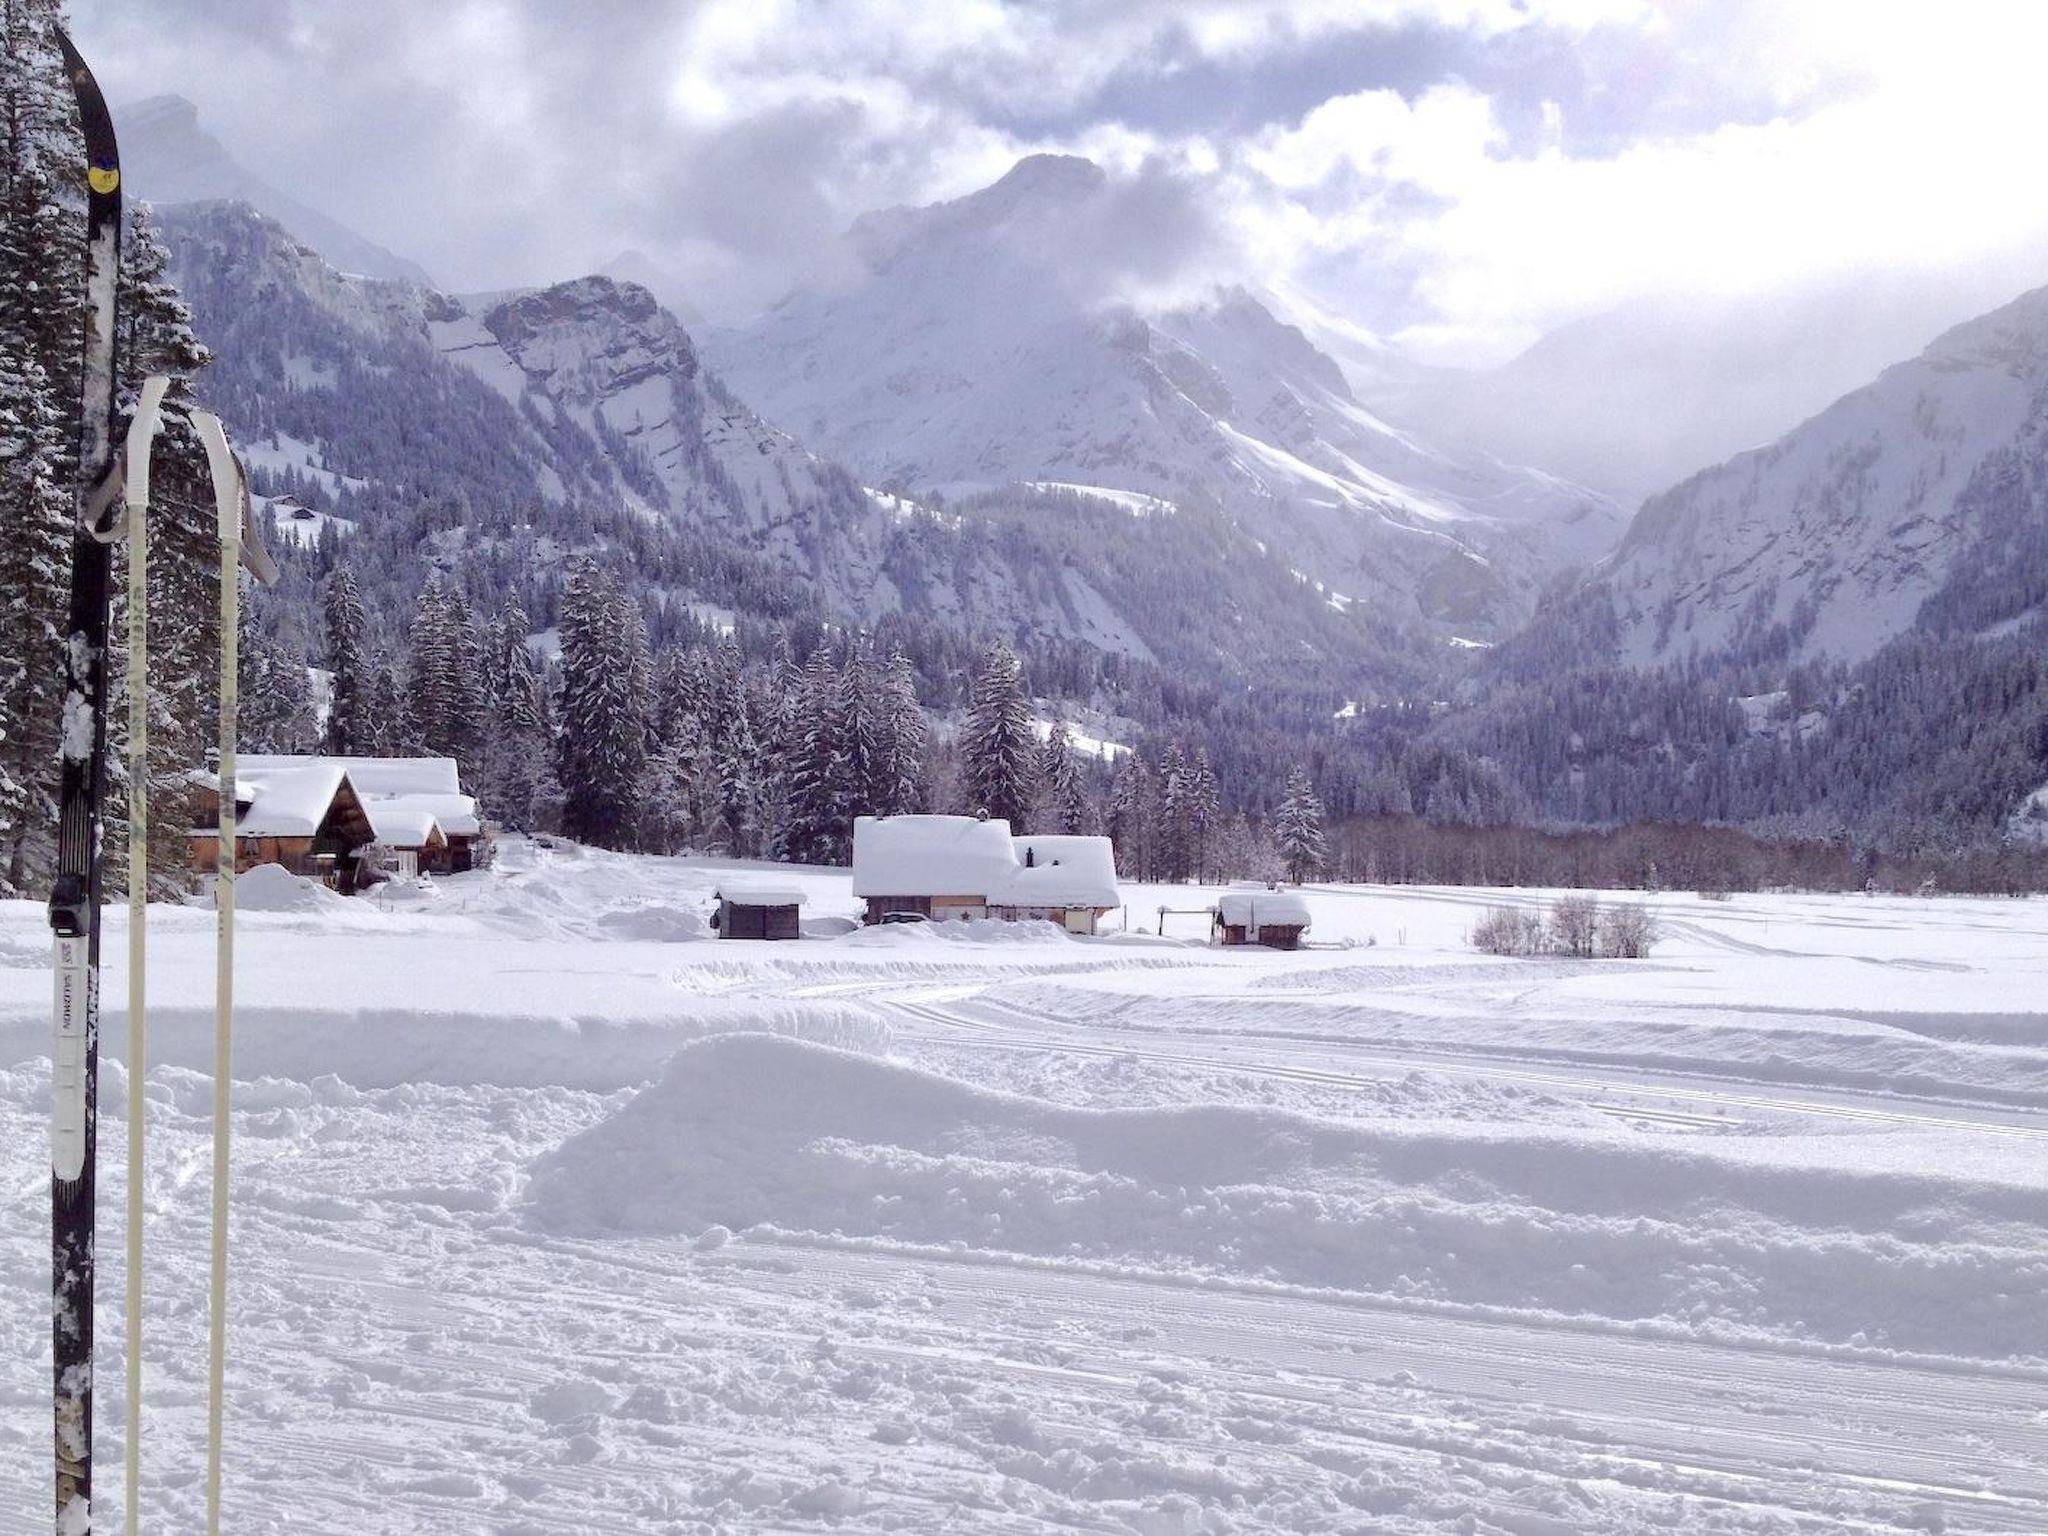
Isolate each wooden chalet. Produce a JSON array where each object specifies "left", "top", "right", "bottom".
[
  {"left": 850, "top": 815, "right": 1120, "bottom": 936},
  {"left": 190, "top": 755, "right": 483, "bottom": 893}
]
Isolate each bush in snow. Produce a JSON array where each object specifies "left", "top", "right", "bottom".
[
  {"left": 1471, "top": 898, "right": 1658, "bottom": 959},
  {"left": 1471, "top": 907, "right": 1545, "bottom": 956},
  {"left": 1599, "top": 902, "right": 1660, "bottom": 959},
  {"left": 1547, "top": 894, "right": 1602, "bottom": 958}
]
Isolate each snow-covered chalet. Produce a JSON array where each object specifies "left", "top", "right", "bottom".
[
  {"left": 850, "top": 814, "right": 1120, "bottom": 934},
  {"left": 190, "top": 755, "right": 484, "bottom": 893}
]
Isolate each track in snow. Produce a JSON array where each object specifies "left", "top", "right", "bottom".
[{"left": 885, "top": 984, "right": 2048, "bottom": 1142}]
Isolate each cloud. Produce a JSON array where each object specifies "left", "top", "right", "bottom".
[{"left": 63, "top": 0, "right": 2048, "bottom": 365}]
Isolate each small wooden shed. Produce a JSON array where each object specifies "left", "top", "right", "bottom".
[
  {"left": 715, "top": 882, "right": 805, "bottom": 940},
  {"left": 1215, "top": 885, "right": 1312, "bottom": 950}
]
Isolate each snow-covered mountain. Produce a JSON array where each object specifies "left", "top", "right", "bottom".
[
  {"left": 158, "top": 200, "right": 1405, "bottom": 686},
  {"left": 1578, "top": 282, "right": 2048, "bottom": 668},
  {"left": 1371, "top": 274, "right": 2038, "bottom": 507},
  {"left": 120, "top": 95, "right": 432, "bottom": 285},
  {"left": 707, "top": 155, "right": 1624, "bottom": 638}
]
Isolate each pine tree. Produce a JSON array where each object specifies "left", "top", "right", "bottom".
[
  {"left": 1107, "top": 753, "right": 1151, "bottom": 880},
  {"left": 555, "top": 559, "right": 646, "bottom": 848},
  {"left": 781, "top": 644, "right": 846, "bottom": 864},
  {"left": 322, "top": 567, "right": 377, "bottom": 754},
  {"left": 479, "top": 598, "right": 558, "bottom": 833},
  {"left": 960, "top": 639, "right": 1037, "bottom": 829},
  {"left": 760, "top": 644, "right": 804, "bottom": 860},
  {"left": 709, "top": 644, "right": 766, "bottom": 854},
  {"left": 1039, "top": 720, "right": 1091, "bottom": 834},
  {"left": 1185, "top": 747, "right": 1221, "bottom": 882},
  {"left": 1154, "top": 743, "right": 1190, "bottom": 881},
  {"left": 441, "top": 582, "right": 486, "bottom": 777},
  {"left": 1275, "top": 766, "right": 1328, "bottom": 885},
  {"left": 0, "top": 2, "right": 84, "bottom": 889},
  {"left": 835, "top": 641, "right": 881, "bottom": 817},
  {"left": 239, "top": 602, "right": 318, "bottom": 753},
  {"left": 874, "top": 646, "right": 926, "bottom": 816},
  {"left": 408, "top": 573, "right": 460, "bottom": 757},
  {"left": 369, "top": 661, "right": 416, "bottom": 756}
]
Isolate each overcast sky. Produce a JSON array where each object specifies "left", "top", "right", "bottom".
[{"left": 68, "top": 0, "right": 2048, "bottom": 367}]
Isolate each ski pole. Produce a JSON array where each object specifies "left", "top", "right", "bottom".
[
  {"left": 190, "top": 412, "right": 272, "bottom": 1535},
  {"left": 118, "top": 374, "right": 171, "bottom": 1536}
]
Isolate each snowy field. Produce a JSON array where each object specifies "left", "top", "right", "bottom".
[{"left": 2, "top": 840, "right": 2046, "bottom": 1532}]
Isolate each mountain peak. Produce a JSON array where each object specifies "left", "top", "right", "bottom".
[
  {"left": 125, "top": 94, "right": 202, "bottom": 133},
  {"left": 989, "top": 154, "right": 1105, "bottom": 199},
  {"left": 847, "top": 154, "right": 1108, "bottom": 272},
  {"left": 115, "top": 92, "right": 433, "bottom": 287}
]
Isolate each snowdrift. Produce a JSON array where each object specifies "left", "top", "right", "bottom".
[
  {"left": 208, "top": 861, "right": 347, "bottom": 914},
  {"left": 529, "top": 1034, "right": 2048, "bottom": 1358}
]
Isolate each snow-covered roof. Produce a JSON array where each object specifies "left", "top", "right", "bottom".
[
  {"left": 242, "top": 755, "right": 461, "bottom": 798},
  {"left": 851, "top": 815, "right": 1019, "bottom": 898},
  {"left": 851, "top": 817, "right": 1120, "bottom": 910},
  {"left": 229, "top": 756, "right": 480, "bottom": 844},
  {"left": 716, "top": 881, "right": 806, "bottom": 907},
  {"left": 227, "top": 761, "right": 350, "bottom": 838},
  {"left": 1217, "top": 887, "right": 1312, "bottom": 928},
  {"left": 363, "top": 805, "right": 446, "bottom": 849},
  {"left": 374, "top": 791, "right": 481, "bottom": 839},
  {"left": 998, "top": 835, "right": 1119, "bottom": 909}
]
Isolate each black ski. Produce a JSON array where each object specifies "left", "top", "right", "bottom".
[{"left": 49, "top": 26, "right": 123, "bottom": 1535}]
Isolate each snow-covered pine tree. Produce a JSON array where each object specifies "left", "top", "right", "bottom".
[
  {"left": 780, "top": 644, "right": 846, "bottom": 865},
  {"left": 322, "top": 567, "right": 377, "bottom": 754},
  {"left": 1039, "top": 720, "right": 1091, "bottom": 834},
  {"left": 1184, "top": 747, "right": 1221, "bottom": 883},
  {"left": 1106, "top": 752, "right": 1151, "bottom": 880},
  {"left": 710, "top": 644, "right": 765, "bottom": 855},
  {"left": 441, "top": 582, "right": 487, "bottom": 778},
  {"left": 835, "top": 640, "right": 882, "bottom": 821},
  {"left": 1275, "top": 766, "right": 1328, "bottom": 884},
  {"left": 479, "top": 596, "right": 558, "bottom": 832},
  {"left": 555, "top": 560, "right": 647, "bottom": 849},
  {"left": 0, "top": 0, "right": 82, "bottom": 890},
  {"left": 239, "top": 601, "right": 318, "bottom": 753},
  {"left": 370, "top": 661, "right": 416, "bottom": 755},
  {"left": 407, "top": 573, "right": 460, "bottom": 758},
  {"left": 875, "top": 646, "right": 926, "bottom": 816},
  {"left": 760, "top": 643, "right": 804, "bottom": 860},
  {"left": 0, "top": 289, "right": 66, "bottom": 890},
  {"left": 1153, "top": 743, "right": 1189, "bottom": 881},
  {"left": 961, "top": 639, "right": 1037, "bottom": 829}
]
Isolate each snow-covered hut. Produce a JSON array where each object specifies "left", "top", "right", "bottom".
[
  {"left": 189, "top": 755, "right": 484, "bottom": 891},
  {"left": 714, "top": 881, "right": 805, "bottom": 940},
  {"left": 1215, "top": 884, "right": 1312, "bottom": 950},
  {"left": 851, "top": 815, "right": 1120, "bottom": 934},
  {"left": 998, "top": 835, "right": 1121, "bottom": 934}
]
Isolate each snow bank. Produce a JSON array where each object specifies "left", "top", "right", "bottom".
[
  {"left": 530, "top": 1034, "right": 2048, "bottom": 1358},
  {"left": 222, "top": 862, "right": 347, "bottom": 914},
  {"left": 598, "top": 903, "right": 709, "bottom": 942}
]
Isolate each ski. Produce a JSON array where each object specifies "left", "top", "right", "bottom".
[{"left": 49, "top": 26, "right": 123, "bottom": 1536}]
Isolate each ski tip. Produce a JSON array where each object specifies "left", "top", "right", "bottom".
[{"left": 53, "top": 27, "right": 120, "bottom": 194}]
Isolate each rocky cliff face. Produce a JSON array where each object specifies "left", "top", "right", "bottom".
[{"left": 1584, "top": 283, "right": 2048, "bottom": 669}]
